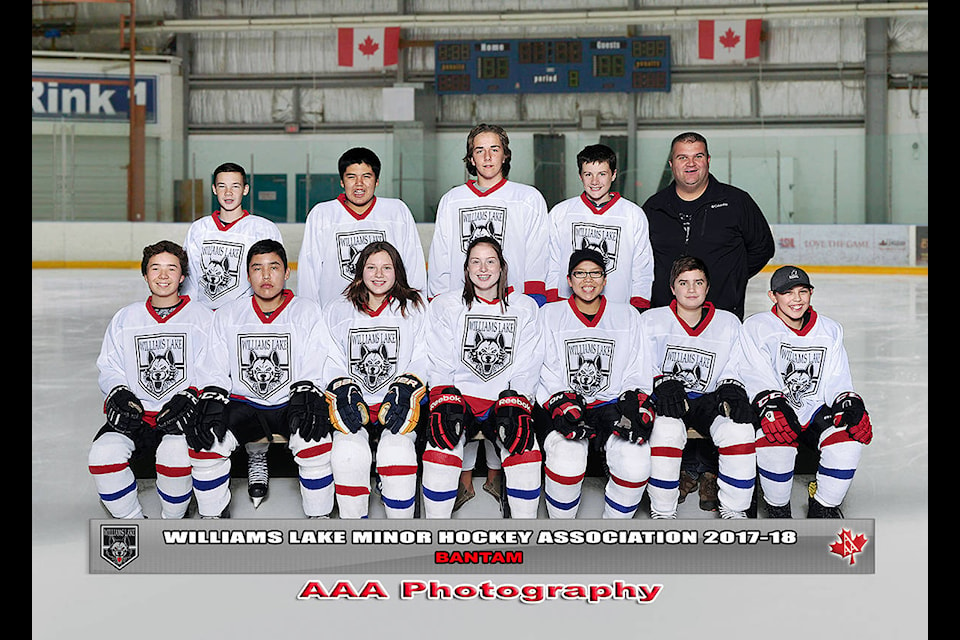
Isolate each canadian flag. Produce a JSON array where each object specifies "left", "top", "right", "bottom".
[
  {"left": 698, "top": 19, "right": 761, "bottom": 62},
  {"left": 337, "top": 27, "right": 400, "bottom": 69}
]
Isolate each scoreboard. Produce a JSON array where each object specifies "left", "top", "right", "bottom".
[{"left": 435, "top": 36, "right": 670, "bottom": 95}]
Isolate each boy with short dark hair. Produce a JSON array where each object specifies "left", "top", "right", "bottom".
[{"left": 89, "top": 240, "right": 213, "bottom": 518}]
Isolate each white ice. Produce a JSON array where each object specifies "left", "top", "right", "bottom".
[{"left": 33, "top": 268, "right": 927, "bottom": 638}]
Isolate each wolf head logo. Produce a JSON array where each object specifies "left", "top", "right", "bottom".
[
  {"left": 244, "top": 350, "right": 284, "bottom": 397},
  {"left": 467, "top": 332, "right": 507, "bottom": 378},
  {"left": 200, "top": 254, "right": 232, "bottom": 296},
  {"left": 142, "top": 349, "right": 178, "bottom": 395},
  {"left": 356, "top": 342, "right": 392, "bottom": 391}
]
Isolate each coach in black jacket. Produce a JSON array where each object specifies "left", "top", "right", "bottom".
[{"left": 643, "top": 132, "right": 775, "bottom": 320}]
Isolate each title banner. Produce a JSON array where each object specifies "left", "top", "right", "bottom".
[{"left": 92, "top": 519, "right": 875, "bottom": 575}]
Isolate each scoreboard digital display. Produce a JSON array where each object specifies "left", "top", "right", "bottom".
[{"left": 435, "top": 36, "right": 671, "bottom": 95}]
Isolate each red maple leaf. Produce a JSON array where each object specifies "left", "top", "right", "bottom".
[
  {"left": 829, "top": 529, "right": 868, "bottom": 565},
  {"left": 358, "top": 36, "right": 380, "bottom": 57},
  {"left": 719, "top": 28, "right": 741, "bottom": 50}
]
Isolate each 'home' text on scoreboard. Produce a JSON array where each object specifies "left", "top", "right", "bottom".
[{"left": 435, "top": 36, "right": 671, "bottom": 95}]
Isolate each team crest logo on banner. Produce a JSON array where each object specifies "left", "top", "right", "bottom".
[
  {"left": 660, "top": 346, "right": 716, "bottom": 394},
  {"left": 198, "top": 240, "right": 245, "bottom": 301},
  {"left": 778, "top": 345, "right": 826, "bottom": 408},
  {"left": 349, "top": 327, "right": 399, "bottom": 393},
  {"left": 571, "top": 223, "right": 621, "bottom": 274},
  {"left": 238, "top": 334, "right": 291, "bottom": 399},
  {"left": 100, "top": 524, "right": 139, "bottom": 570},
  {"left": 565, "top": 338, "right": 615, "bottom": 396},
  {"left": 459, "top": 206, "right": 507, "bottom": 253},
  {"left": 335, "top": 230, "right": 387, "bottom": 281},
  {"left": 136, "top": 334, "right": 187, "bottom": 400},
  {"left": 461, "top": 315, "right": 516, "bottom": 381}
]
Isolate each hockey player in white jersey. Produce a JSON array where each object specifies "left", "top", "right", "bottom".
[
  {"left": 739, "top": 266, "right": 873, "bottom": 518},
  {"left": 323, "top": 241, "right": 428, "bottom": 518},
  {"left": 427, "top": 124, "right": 549, "bottom": 306},
  {"left": 181, "top": 162, "right": 285, "bottom": 508},
  {"left": 641, "top": 256, "right": 757, "bottom": 519},
  {"left": 422, "top": 237, "right": 545, "bottom": 518},
  {"left": 89, "top": 241, "right": 213, "bottom": 519},
  {"left": 185, "top": 240, "right": 337, "bottom": 519},
  {"left": 297, "top": 147, "right": 427, "bottom": 307},
  {"left": 546, "top": 144, "right": 654, "bottom": 312},
  {"left": 538, "top": 248, "right": 657, "bottom": 519}
]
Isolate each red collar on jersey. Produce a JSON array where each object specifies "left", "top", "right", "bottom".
[
  {"left": 568, "top": 295, "right": 607, "bottom": 327},
  {"left": 769, "top": 304, "right": 819, "bottom": 335},
  {"left": 466, "top": 177, "right": 508, "bottom": 197},
  {"left": 579, "top": 191, "right": 621, "bottom": 215},
  {"left": 363, "top": 296, "right": 392, "bottom": 317},
  {"left": 670, "top": 299, "right": 716, "bottom": 337},
  {"left": 145, "top": 295, "right": 190, "bottom": 323},
  {"left": 337, "top": 193, "right": 378, "bottom": 220},
  {"left": 212, "top": 210, "right": 250, "bottom": 231},
  {"left": 252, "top": 289, "right": 294, "bottom": 323}
]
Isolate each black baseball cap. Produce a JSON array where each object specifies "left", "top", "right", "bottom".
[
  {"left": 770, "top": 265, "right": 814, "bottom": 293},
  {"left": 568, "top": 248, "right": 606, "bottom": 275}
]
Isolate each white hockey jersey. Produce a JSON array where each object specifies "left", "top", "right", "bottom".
[
  {"left": 97, "top": 296, "right": 214, "bottom": 413},
  {"left": 546, "top": 192, "right": 654, "bottom": 309},
  {"left": 181, "top": 211, "right": 284, "bottom": 310},
  {"left": 738, "top": 306, "right": 855, "bottom": 424},
  {"left": 537, "top": 296, "right": 649, "bottom": 408},
  {"left": 639, "top": 301, "right": 744, "bottom": 398},
  {"left": 426, "top": 289, "right": 544, "bottom": 417},
  {"left": 195, "top": 290, "right": 332, "bottom": 407},
  {"left": 323, "top": 295, "right": 429, "bottom": 408},
  {"left": 297, "top": 195, "right": 427, "bottom": 307},
  {"left": 427, "top": 178, "right": 548, "bottom": 302}
]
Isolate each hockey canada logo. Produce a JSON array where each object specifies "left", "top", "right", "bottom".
[
  {"left": 198, "top": 241, "right": 245, "bottom": 301},
  {"left": 571, "top": 223, "right": 621, "bottom": 274},
  {"left": 336, "top": 230, "right": 387, "bottom": 281},
  {"left": 101, "top": 524, "right": 139, "bottom": 570},
  {"left": 136, "top": 334, "right": 187, "bottom": 400},
  {"left": 238, "top": 334, "right": 291, "bottom": 399},
  {"left": 459, "top": 206, "right": 507, "bottom": 253},
  {"left": 660, "top": 346, "right": 716, "bottom": 394},
  {"left": 778, "top": 346, "right": 826, "bottom": 408},
  {"left": 565, "top": 338, "right": 615, "bottom": 397},
  {"left": 349, "top": 327, "right": 399, "bottom": 393},
  {"left": 461, "top": 315, "right": 516, "bottom": 381}
]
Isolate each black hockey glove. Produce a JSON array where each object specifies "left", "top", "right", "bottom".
[
  {"left": 832, "top": 392, "right": 873, "bottom": 445},
  {"left": 614, "top": 389, "right": 656, "bottom": 444},
  {"left": 754, "top": 390, "right": 803, "bottom": 445},
  {"left": 653, "top": 375, "right": 689, "bottom": 418},
  {"left": 287, "top": 380, "right": 330, "bottom": 442},
  {"left": 156, "top": 387, "right": 199, "bottom": 436},
  {"left": 104, "top": 385, "right": 145, "bottom": 435},
  {"left": 427, "top": 386, "right": 467, "bottom": 450},
  {"left": 715, "top": 381, "right": 756, "bottom": 425},
  {"left": 544, "top": 391, "right": 594, "bottom": 440},
  {"left": 493, "top": 390, "right": 536, "bottom": 455},
  {"left": 324, "top": 377, "right": 370, "bottom": 434},
  {"left": 378, "top": 373, "right": 426, "bottom": 435},
  {"left": 185, "top": 386, "right": 229, "bottom": 451}
]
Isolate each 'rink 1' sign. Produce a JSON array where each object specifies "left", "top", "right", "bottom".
[{"left": 32, "top": 73, "right": 157, "bottom": 123}]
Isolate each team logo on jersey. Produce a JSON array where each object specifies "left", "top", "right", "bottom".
[
  {"left": 238, "top": 334, "right": 291, "bottom": 399},
  {"left": 659, "top": 346, "right": 716, "bottom": 394},
  {"left": 459, "top": 206, "right": 507, "bottom": 253},
  {"left": 198, "top": 241, "right": 245, "bottom": 301},
  {"left": 778, "top": 345, "right": 826, "bottom": 408},
  {"left": 461, "top": 315, "right": 516, "bottom": 381},
  {"left": 565, "top": 338, "right": 615, "bottom": 397},
  {"left": 348, "top": 327, "right": 399, "bottom": 393},
  {"left": 135, "top": 334, "right": 187, "bottom": 400},
  {"left": 571, "top": 223, "right": 621, "bottom": 274},
  {"left": 100, "top": 524, "right": 139, "bottom": 571},
  {"left": 335, "top": 230, "right": 387, "bottom": 281}
]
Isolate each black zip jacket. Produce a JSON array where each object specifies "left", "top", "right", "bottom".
[{"left": 642, "top": 175, "right": 775, "bottom": 320}]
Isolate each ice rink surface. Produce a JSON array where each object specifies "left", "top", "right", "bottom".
[{"left": 33, "top": 268, "right": 927, "bottom": 638}]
